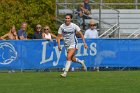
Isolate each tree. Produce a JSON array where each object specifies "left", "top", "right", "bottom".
[{"left": 0, "top": 0, "right": 57, "bottom": 38}]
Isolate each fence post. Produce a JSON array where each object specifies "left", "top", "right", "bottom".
[
  {"left": 65, "top": 0, "right": 67, "bottom": 9},
  {"left": 56, "top": 0, "right": 58, "bottom": 18},
  {"left": 135, "top": 0, "right": 138, "bottom": 9},
  {"left": 72, "top": 0, "right": 75, "bottom": 23},
  {"left": 99, "top": 0, "right": 102, "bottom": 35},
  {"left": 118, "top": 12, "right": 120, "bottom": 38}
]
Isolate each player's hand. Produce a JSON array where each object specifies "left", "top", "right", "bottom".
[
  {"left": 84, "top": 43, "right": 88, "bottom": 49},
  {"left": 58, "top": 45, "right": 62, "bottom": 51}
]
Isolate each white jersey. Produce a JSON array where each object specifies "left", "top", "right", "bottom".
[{"left": 58, "top": 23, "right": 81, "bottom": 47}]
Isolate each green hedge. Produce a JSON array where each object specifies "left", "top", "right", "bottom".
[
  {"left": 59, "top": 0, "right": 137, "bottom": 3},
  {"left": 58, "top": 0, "right": 139, "bottom": 9},
  {"left": 0, "top": 0, "right": 57, "bottom": 37},
  {"left": 102, "top": 0, "right": 135, "bottom": 3}
]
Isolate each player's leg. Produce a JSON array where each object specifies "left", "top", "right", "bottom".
[
  {"left": 72, "top": 54, "right": 87, "bottom": 71},
  {"left": 71, "top": 45, "right": 87, "bottom": 71},
  {"left": 60, "top": 48, "right": 76, "bottom": 77}
]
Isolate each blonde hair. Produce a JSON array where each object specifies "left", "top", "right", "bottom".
[
  {"left": 9, "top": 25, "right": 16, "bottom": 34},
  {"left": 43, "top": 25, "right": 51, "bottom": 32}
]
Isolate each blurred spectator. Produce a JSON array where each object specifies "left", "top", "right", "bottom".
[
  {"left": 1, "top": 25, "right": 18, "bottom": 40},
  {"left": 76, "top": 0, "right": 91, "bottom": 30},
  {"left": 84, "top": 19, "right": 98, "bottom": 38},
  {"left": 32, "top": 24, "right": 42, "bottom": 39},
  {"left": 18, "top": 22, "right": 27, "bottom": 40},
  {"left": 42, "top": 25, "right": 57, "bottom": 41},
  {"left": 84, "top": 19, "right": 99, "bottom": 72},
  {"left": 84, "top": 0, "right": 91, "bottom": 15},
  {"left": 77, "top": 3, "right": 85, "bottom": 27}
]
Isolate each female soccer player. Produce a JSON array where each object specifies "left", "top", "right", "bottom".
[{"left": 57, "top": 14, "right": 88, "bottom": 77}]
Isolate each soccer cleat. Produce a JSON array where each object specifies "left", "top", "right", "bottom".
[
  {"left": 60, "top": 73, "right": 67, "bottom": 78},
  {"left": 81, "top": 60, "right": 87, "bottom": 71}
]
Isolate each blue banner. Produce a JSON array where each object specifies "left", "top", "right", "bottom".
[{"left": 0, "top": 39, "right": 140, "bottom": 70}]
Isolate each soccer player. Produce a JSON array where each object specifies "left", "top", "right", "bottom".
[{"left": 57, "top": 14, "right": 88, "bottom": 77}]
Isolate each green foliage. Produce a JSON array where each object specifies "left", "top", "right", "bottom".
[
  {"left": 0, "top": 0, "right": 57, "bottom": 37},
  {"left": 59, "top": 0, "right": 138, "bottom": 3},
  {"left": 102, "top": 0, "right": 135, "bottom": 3},
  {"left": 58, "top": 0, "right": 139, "bottom": 9},
  {"left": 101, "top": 0, "right": 137, "bottom": 9}
]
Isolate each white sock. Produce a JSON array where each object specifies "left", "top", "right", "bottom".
[
  {"left": 76, "top": 58, "right": 83, "bottom": 64},
  {"left": 63, "top": 61, "right": 71, "bottom": 75}
]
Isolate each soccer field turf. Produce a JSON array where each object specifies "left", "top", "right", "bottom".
[{"left": 0, "top": 71, "right": 140, "bottom": 93}]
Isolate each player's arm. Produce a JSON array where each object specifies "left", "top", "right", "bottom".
[
  {"left": 57, "top": 34, "right": 62, "bottom": 51},
  {"left": 57, "top": 26, "right": 63, "bottom": 51},
  {"left": 75, "top": 24, "right": 88, "bottom": 49},
  {"left": 77, "top": 31, "right": 88, "bottom": 49}
]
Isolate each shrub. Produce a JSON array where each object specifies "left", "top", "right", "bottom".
[{"left": 0, "top": 0, "right": 57, "bottom": 37}]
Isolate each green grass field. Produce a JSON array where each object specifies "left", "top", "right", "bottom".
[{"left": 0, "top": 71, "right": 140, "bottom": 93}]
